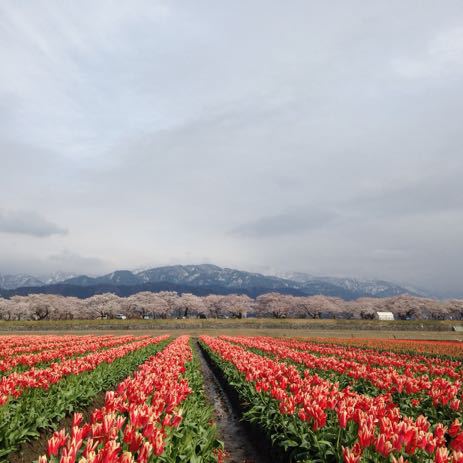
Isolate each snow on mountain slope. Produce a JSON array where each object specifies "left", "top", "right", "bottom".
[{"left": 1, "top": 265, "right": 426, "bottom": 299}]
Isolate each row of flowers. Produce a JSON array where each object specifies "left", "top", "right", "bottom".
[
  {"left": 261, "top": 336, "right": 462, "bottom": 378},
  {"left": 0, "top": 335, "right": 98, "bottom": 358},
  {"left": 38, "top": 336, "right": 222, "bottom": 463},
  {"left": 309, "top": 338, "right": 463, "bottom": 359},
  {"left": 0, "top": 335, "right": 150, "bottom": 373},
  {"left": 0, "top": 336, "right": 170, "bottom": 460},
  {"left": 221, "top": 335, "right": 462, "bottom": 412},
  {"left": 201, "top": 335, "right": 463, "bottom": 462},
  {"left": 0, "top": 335, "right": 168, "bottom": 406}
]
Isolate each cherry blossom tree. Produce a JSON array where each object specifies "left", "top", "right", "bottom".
[
  {"left": 255, "top": 293, "right": 294, "bottom": 318},
  {"left": 290, "top": 296, "right": 322, "bottom": 319},
  {"left": 203, "top": 295, "right": 225, "bottom": 318},
  {"left": 0, "top": 298, "right": 15, "bottom": 320},
  {"left": 8, "top": 296, "right": 33, "bottom": 320},
  {"left": 445, "top": 299, "right": 463, "bottom": 320},
  {"left": 85, "top": 293, "right": 121, "bottom": 319},
  {"left": 0, "top": 290, "right": 459, "bottom": 321},
  {"left": 175, "top": 293, "right": 207, "bottom": 318},
  {"left": 157, "top": 291, "right": 179, "bottom": 317},
  {"left": 125, "top": 292, "right": 171, "bottom": 319},
  {"left": 219, "top": 294, "right": 254, "bottom": 318},
  {"left": 25, "top": 294, "right": 55, "bottom": 320}
]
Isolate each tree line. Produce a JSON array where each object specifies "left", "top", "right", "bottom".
[{"left": 1, "top": 291, "right": 463, "bottom": 321}]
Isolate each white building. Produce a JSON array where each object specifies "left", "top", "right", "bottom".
[{"left": 376, "top": 311, "right": 394, "bottom": 321}]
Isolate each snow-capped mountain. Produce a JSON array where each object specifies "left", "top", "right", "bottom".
[
  {"left": 42, "top": 272, "right": 77, "bottom": 285},
  {"left": 1, "top": 264, "right": 421, "bottom": 299},
  {"left": 56, "top": 265, "right": 304, "bottom": 290},
  {"left": 0, "top": 273, "right": 44, "bottom": 290},
  {"left": 63, "top": 270, "right": 144, "bottom": 287},
  {"left": 135, "top": 264, "right": 299, "bottom": 290},
  {"left": 0, "top": 272, "right": 78, "bottom": 290},
  {"left": 279, "top": 272, "right": 426, "bottom": 298},
  {"left": 57, "top": 265, "right": 416, "bottom": 299}
]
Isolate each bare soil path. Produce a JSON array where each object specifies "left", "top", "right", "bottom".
[{"left": 194, "top": 341, "right": 269, "bottom": 463}]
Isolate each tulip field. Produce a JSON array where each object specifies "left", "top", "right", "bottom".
[
  {"left": 200, "top": 336, "right": 463, "bottom": 463},
  {"left": 1, "top": 334, "right": 463, "bottom": 462}
]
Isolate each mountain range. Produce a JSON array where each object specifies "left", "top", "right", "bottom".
[
  {"left": 0, "top": 264, "right": 426, "bottom": 300},
  {"left": 0, "top": 272, "right": 76, "bottom": 290}
]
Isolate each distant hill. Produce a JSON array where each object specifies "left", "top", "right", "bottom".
[
  {"left": 0, "top": 264, "right": 419, "bottom": 300},
  {"left": 0, "top": 273, "right": 45, "bottom": 290},
  {"left": 0, "top": 280, "right": 307, "bottom": 299},
  {"left": 279, "top": 272, "right": 429, "bottom": 299},
  {"left": 0, "top": 271, "right": 75, "bottom": 290}
]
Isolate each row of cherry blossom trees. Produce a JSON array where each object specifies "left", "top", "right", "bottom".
[
  {"left": 0, "top": 292, "right": 462, "bottom": 321},
  {"left": 0, "top": 292, "right": 253, "bottom": 321}
]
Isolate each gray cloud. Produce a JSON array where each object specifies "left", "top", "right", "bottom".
[
  {"left": 232, "top": 210, "right": 338, "bottom": 238},
  {"left": 348, "top": 173, "right": 463, "bottom": 219},
  {"left": 0, "top": 251, "right": 109, "bottom": 276},
  {"left": 230, "top": 168, "right": 462, "bottom": 239},
  {"left": 0, "top": 1, "right": 463, "bottom": 295},
  {"left": 0, "top": 209, "right": 67, "bottom": 237},
  {"left": 49, "top": 250, "right": 108, "bottom": 274}
]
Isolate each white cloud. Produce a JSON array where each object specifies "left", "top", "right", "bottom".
[{"left": 392, "top": 26, "right": 463, "bottom": 79}]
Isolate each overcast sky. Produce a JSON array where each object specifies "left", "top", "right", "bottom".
[{"left": 1, "top": 1, "right": 462, "bottom": 296}]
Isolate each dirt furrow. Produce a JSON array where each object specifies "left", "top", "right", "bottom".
[{"left": 194, "top": 341, "right": 269, "bottom": 463}]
